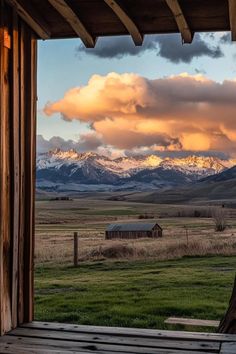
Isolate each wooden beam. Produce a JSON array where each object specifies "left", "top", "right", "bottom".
[
  {"left": 104, "top": 0, "right": 143, "bottom": 46},
  {"left": 6, "top": 0, "right": 50, "bottom": 39},
  {"left": 165, "top": 0, "right": 193, "bottom": 43},
  {"left": 11, "top": 8, "right": 20, "bottom": 330},
  {"left": 47, "top": 0, "right": 95, "bottom": 48},
  {"left": 228, "top": 0, "right": 236, "bottom": 41}
]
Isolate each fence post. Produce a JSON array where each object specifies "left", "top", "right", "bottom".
[
  {"left": 184, "top": 226, "right": 189, "bottom": 247},
  {"left": 74, "top": 232, "right": 78, "bottom": 267}
]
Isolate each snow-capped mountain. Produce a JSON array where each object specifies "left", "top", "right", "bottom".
[{"left": 36, "top": 149, "right": 234, "bottom": 192}]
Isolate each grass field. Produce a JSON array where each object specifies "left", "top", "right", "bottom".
[
  {"left": 35, "top": 256, "right": 235, "bottom": 331},
  {"left": 35, "top": 198, "right": 236, "bottom": 265},
  {"left": 35, "top": 197, "right": 236, "bottom": 331}
]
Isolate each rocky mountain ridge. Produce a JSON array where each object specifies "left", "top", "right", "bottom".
[{"left": 36, "top": 149, "right": 235, "bottom": 192}]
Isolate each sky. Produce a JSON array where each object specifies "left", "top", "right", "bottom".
[{"left": 37, "top": 32, "right": 236, "bottom": 159}]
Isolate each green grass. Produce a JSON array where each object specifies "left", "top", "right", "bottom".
[{"left": 35, "top": 256, "right": 235, "bottom": 331}]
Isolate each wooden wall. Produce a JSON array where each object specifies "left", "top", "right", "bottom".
[{"left": 0, "top": 0, "right": 37, "bottom": 335}]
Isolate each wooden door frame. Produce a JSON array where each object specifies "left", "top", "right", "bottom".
[{"left": 0, "top": 0, "right": 37, "bottom": 335}]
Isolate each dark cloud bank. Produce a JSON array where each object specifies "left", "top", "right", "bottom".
[
  {"left": 37, "top": 133, "right": 103, "bottom": 154},
  {"left": 77, "top": 33, "right": 224, "bottom": 63}
]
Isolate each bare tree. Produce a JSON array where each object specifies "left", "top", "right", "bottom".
[{"left": 212, "top": 207, "right": 227, "bottom": 232}]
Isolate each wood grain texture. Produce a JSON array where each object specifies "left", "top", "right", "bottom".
[
  {"left": 0, "top": 1, "right": 12, "bottom": 335},
  {"left": 165, "top": 0, "right": 193, "bottom": 43},
  {"left": 11, "top": 8, "right": 20, "bottom": 330},
  {"left": 0, "top": 1, "right": 4, "bottom": 336},
  {"left": 103, "top": 0, "right": 143, "bottom": 45},
  {"left": 0, "top": 1, "right": 37, "bottom": 335},
  {"left": 221, "top": 341, "right": 236, "bottom": 353},
  {"left": 2, "top": 322, "right": 235, "bottom": 353},
  {"left": 17, "top": 18, "right": 26, "bottom": 325},
  {"left": 165, "top": 317, "right": 220, "bottom": 328},
  {"left": 218, "top": 276, "right": 236, "bottom": 333},
  {"left": 10, "top": 327, "right": 221, "bottom": 351},
  {"left": 48, "top": 0, "right": 95, "bottom": 47},
  {"left": 22, "top": 321, "right": 236, "bottom": 342},
  {"left": 228, "top": 0, "right": 236, "bottom": 41},
  {"left": 23, "top": 27, "right": 37, "bottom": 323},
  {"left": 5, "top": 0, "right": 231, "bottom": 40},
  {"left": 6, "top": 0, "right": 50, "bottom": 39}
]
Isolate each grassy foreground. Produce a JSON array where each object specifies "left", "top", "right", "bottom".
[{"left": 35, "top": 256, "right": 235, "bottom": 331}]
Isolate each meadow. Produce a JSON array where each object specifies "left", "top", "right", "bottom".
[
  {"left": 35, "top": 196, "right": 236, "bottom": 331},
  {"left": 35, "top": 197, "right": 236, "bottom": 265}
]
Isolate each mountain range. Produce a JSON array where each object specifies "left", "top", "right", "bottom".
[
  {"left": 36, "top": 149, "right": 235, "bottom": 194},
  {"left": 141, "top": 165, "right": 236, "bottom": 204}
]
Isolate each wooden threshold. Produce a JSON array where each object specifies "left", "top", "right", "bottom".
[
  {"left": 165, "top": 317, "right": 220, "bottom": 328},
  {"left": 0, "top": 321, "right": 236, "bottom": 353}
]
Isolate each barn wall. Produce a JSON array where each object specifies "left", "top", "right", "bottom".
[{"left": 0, "top": 0, "right": 37, "bottom": 335}]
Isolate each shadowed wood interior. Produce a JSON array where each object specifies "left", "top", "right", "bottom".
[
  {"left": 165, "top": 0, "right": 193, "bottom": 43},
  {"left": 0, "top": 0, "right": 36, "bottom": 335},
  {"left": 2, "top": 0, "right": 233, "bottom": 45}
]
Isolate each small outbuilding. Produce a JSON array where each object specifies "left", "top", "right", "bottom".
[{"left": 105, "top": 222, "right": 162, "bottom": 240}]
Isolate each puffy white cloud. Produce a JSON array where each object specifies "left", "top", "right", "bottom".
[{"left": 43, "top": 72, "right": 236, "bottom": 155}]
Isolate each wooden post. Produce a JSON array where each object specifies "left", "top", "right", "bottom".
[
  {"left": 218, "top": 276, "right": 236, "bottom": 333},
  {"left": 74, "top": 232, "right": 78, "bottom": 267},
  {"left": 184, "top": 226, "right": 189, "bottom": 247}
]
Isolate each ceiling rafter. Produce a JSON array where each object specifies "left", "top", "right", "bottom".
[
  {"left": 228, "top": 0, "right": 236, "bottom": 41},
  {"left": 47, "top": 0, "right": 95, "bottom": 48},
  {"left": 6, "top": 0, "right": 50, "bottom": 39},
  {"left": 103, "top": 0, "right": 143, "bottom": 46},
  {"left": 165, "top": 0, "right": 193, "bottom": 43}
]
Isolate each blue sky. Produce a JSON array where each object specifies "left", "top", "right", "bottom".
[{"left": 37, "top": 33, "right": 236, "bottom": 158}]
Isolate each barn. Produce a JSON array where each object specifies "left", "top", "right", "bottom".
[{"left": 105, "top": 222, "right": 163, "bottom": 240}]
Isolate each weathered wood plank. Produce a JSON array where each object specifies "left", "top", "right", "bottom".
[
  {"left": 22, "top": 322, "right": 236, "bottom": 343},
  {"left": 165, "top": 317, "right": 220, "bottom": 328},
  {"left": 228, "top": 0, "right": 236, "bottom": 41},
  {"left": 48, "top": 0, "right": 95, "bottom": 47},
  {"left": 0, "top": 342, "right": 95, "bottom": 354},
  {"left": 220, "top": 341, "right": 236, "bottom": 353},
  {"left": 0, "top": 335, "right": 219, "bottom": 354},
  {"left": 0, "top": 1, "right": 12, "bottom": 335},
  {"left": 165, "top": 0, "right": 193, "bottom": 43},
  {"left": 103, "top": 0, "right": 143, "bottom": 45},
  {"left": 0, "top": 0, "right": 5, "bottom": 336},
  {"left": 10, "top": 328, "right": 220, "bottom": 352},
  {"left": 17, "top": 19, "right": 26, "bottom": 325},
  {"left": 16, "top": 20, "right": 37, "bottom": 327},
  {"left": 11, "top": 7, "right": 20, "bottom": 330},
  {"left": 23, "top": 25, "right": 37, "bottom": 324},
  {"left": 6, "top": 0, "right": 50, "bottom": 39}
]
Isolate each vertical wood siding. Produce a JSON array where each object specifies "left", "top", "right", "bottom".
[{"left": 0, "top": 0, "right": 37, "bottom": 335}]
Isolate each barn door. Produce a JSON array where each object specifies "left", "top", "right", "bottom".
[{"left": 0, "top": 0, "right": 37, "bottom": 335}]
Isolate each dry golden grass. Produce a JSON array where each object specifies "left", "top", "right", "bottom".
[
  {"left": 35, "top": 198, "right": 236, "bottom": 265},
  {"left": 35, "top": 220, "right": 236, "bottom": 265}
]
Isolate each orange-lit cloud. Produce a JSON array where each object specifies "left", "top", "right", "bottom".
[{"left": 44, "top": 72, "right": 236, "bottom": 155}]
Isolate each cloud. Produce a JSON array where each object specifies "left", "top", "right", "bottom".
[
  {"left": 37, "top": 132, "right": 103, "bottom": 154},
  {"left": 219, "top": 33, "right": 231, "bottom": 44},
  {"left": 76, "top": 33, "right": 223, "bottom": 63},
  {"left": 157, "top": 35, "right": 223, "bottom": 63},
  {"left": 43, "top": 72, "right": 236, "bottom": 155}
]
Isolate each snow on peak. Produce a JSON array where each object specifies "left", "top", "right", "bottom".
[{"left": 37, "top": 149, "right": 233, "bottom": 179}]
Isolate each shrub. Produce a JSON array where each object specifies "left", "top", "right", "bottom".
[
  {"left": 212, "top": 207, "right": 227, "bottom": 232},
  {"left": 138, "top": 213, "right": 154, "bottom": 219}
]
